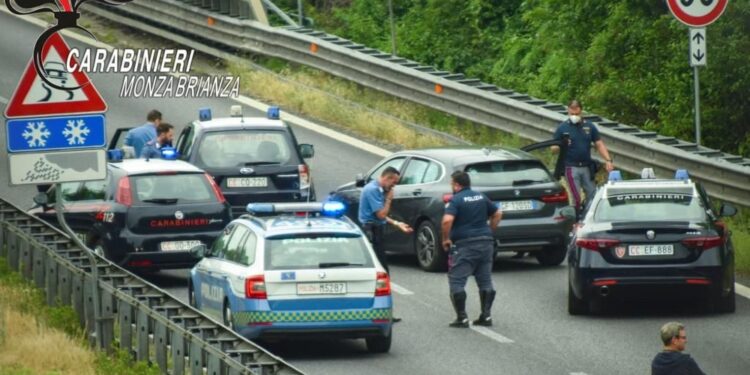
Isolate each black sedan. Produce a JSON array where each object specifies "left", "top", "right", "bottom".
[
  {"left": 566, "top": 171, "right": 738, "bottom": 314},
  {"left": 333, "top": 147, "right": 575, "bottom": 271}
]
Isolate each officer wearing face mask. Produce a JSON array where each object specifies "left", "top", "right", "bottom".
[{"left": 552, "top": 100, "right": 614, "bottom": 219}]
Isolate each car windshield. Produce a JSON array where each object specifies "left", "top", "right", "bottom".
[
  {"left": 594, "top": 191, "right": 706, "bottom": 222},
  {"left": 465, "top": 161, "right": 552, "bottom": 187},
  {"left": 132, "top": 173, "right": 214, "bottom": 203},
  {"left": 265, "top": 234, "right": 374, "bottom": 270},
  {"left": 195, "top": 130, "right": 293, "bottom": 169}
]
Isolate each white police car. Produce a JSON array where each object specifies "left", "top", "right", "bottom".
[{"left": 188, "top": 201, "right": 394, "bottom": 352}]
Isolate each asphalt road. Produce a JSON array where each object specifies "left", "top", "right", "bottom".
[{"left": 2, "top": 9, "right": 749, "bottom": 375}]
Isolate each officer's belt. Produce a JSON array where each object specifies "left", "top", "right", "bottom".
[
  {"left": 565, "top": 161, "right": 591, "bottom": 167},
  {"left": 454, "top": 236, "right": 494, "bottom": 245}
]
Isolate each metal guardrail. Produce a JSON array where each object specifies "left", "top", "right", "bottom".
[
  {"left": 84, "top": 0, "right": 750, "bottom": 207},
  {"left": 0, "top": 197, "right": 303, "bottom": 375}
]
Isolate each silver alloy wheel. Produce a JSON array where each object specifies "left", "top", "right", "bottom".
[
  {"left": 223, "top": 303, "right": 232, "bottom": 328},
  {"left": 416, "top": 223, "right": 436, "bottom": 266},
  {"left": 94, "top": 244, "right": 105, "bottom": 257}
]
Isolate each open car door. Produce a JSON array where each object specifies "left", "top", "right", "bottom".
[{"left": 520, "top": 134, "right": 569, "bottom": 180}]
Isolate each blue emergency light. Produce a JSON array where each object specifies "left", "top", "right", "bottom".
[
  {"left": 199, "top": 107, "right": 212, "bottom": 121},
  {"left": 608, "top": 170, "right": 622, "bottom": 181},
  {"left": 267, "top": 106, "right": 280, "bottom": 120},
  {"left": 107, "top": 149, "right": 123, "bottom": 162},
  {"left": 246, "top": 201, "right": 347, "bottom": 217},
  {"left": 160, "top": 147, "right": 178, "bottom": 160},
  {"left": 674, "top": 169, "right": 690, "bottom": 180}
]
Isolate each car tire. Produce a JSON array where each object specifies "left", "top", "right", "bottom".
[
  {"left": 223, "top": 300, "right": 233, "bottom": 329},
  {"left": 365, "top": 329, "right": 392, "bottom": 353},
  {"left": 188, "top": 282, "right": 198, "bottom": 308},
  {"left": 713, "top": 284, "right": 736, "bottom": 314},
  {"left": 89, "top": 237, "right": 109, "bottom": 260},
  {"left": 535, "top": 245, "right": 567, "bottom": 266},
  {"left": 414, "top": 220, "right": 447, "bottom": 272},
  {"left": 568, "top": 283, "right": 588, "bottom": 315}
]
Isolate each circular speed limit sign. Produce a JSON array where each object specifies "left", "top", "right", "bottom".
[{"left": 667, "top": 0, "right": 729, "bottom": 27}]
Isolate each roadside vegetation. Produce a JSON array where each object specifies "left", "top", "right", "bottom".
[{"left": 0, "top": 257, "right": 159, "bottom": 375}]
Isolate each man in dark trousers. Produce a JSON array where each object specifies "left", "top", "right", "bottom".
[
  {"left": 553, "top": 100, "right": 614, "bottom": 218},
  {"left": 358, "top": 166, "right": 413, "bottom": 322},
  {"left": 441, "top": 171, "right": 502, "bottom": 328},
  {"left": 652, "top": 322, "right": 706, "bottom": 375}
]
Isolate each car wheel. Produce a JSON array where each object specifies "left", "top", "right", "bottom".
[
  {"left": 712, "top": 284, "right": 736, "bottom": 314},
  {"left": 365, "top": 329, "right": 392, "bottom": 353},
  {"left": 535, "top": 245, "right": 567, "bottom": 266},
  {"left": 89, "top": 238, "right": 109, "bottom": 259},
  {"left": 568, "top": 283, "right": 588, "bottom": 315},
  {"left": 223, "top": 300, "right": 233, "bottom": 329},
  {"left": 415, "top": 221, "right": 447, "bottom": 272}
]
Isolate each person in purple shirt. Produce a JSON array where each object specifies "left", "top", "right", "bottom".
[{"left": 125, "top": 109, "right": 162, "bottom": 157}]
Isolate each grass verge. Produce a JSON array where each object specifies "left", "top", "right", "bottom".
[{"left": 0, "top": 257, "right": 159, "bottom": 375}]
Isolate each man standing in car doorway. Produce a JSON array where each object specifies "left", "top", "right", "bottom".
[
  {"left": 442, "top": 171, "right": 502, "bottom": 328},
  {"left": 553, "top": 100, "right": 614, "bottom": 219}
]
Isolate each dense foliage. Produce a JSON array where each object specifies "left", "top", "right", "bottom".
[{"left": 281, "top": 0, "right": 750, "bottom": 157}]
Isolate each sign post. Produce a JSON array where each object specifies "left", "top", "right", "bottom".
[{"left": 666, "top": 0, "right": 729, "bottom": 146}]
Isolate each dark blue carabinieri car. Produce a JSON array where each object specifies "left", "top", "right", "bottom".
[{"left": 567, "top": 169, "right": 738, "bottom": 315}]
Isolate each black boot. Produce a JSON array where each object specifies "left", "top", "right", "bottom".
[
  {"left": 472, "top": 290, "right": 496, "bottom": 326},
  {"left": 449, "top": 291, "right": 469, "bottom": 328}
]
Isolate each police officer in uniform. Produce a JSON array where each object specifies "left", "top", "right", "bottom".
[{"left": 442, "top": 171, "right": 502, "bottom": 328}]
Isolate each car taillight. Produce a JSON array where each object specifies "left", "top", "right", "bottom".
[
  {"left": 204, "top": 173, "right": 226, "bottom": 204},
  {"left": 245, "top": 275, "right": 267, "bottom": 299},
  {"left": 375, "top": 272, "right": 391, "bottom": 296},
  {"left": 442, "top": 193, "right": 453, "bottom": 203},
  {"left": 541, "top": 190, "right": 568, "bottom": 203},
  {"left": 682, "top": 236, "right": 722, "bottom": 250},
  {"left": 115, "top": 177, "right": 132, "bottom": 207},
  {"left": 298, "top": 164, "right": 310, "bottom": 188},
  {"left": 576, "top": 238, "right": 620, "bottom": 252}
]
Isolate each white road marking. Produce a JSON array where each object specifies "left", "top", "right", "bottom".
[
  {"left": 470, "top": 325, "right": 514, "bottom": 344},
  {"left": 0, "top": 95, "right": 8, "bottom": 104},
  {"left": 570, "top": 372, "right": 589, "bottom": 375},
  {"left": 390, "top": 282, "right": 414, "bottom": 295},
  {"left": 736, "top": 282, "right": 750, "bottom": 300}
]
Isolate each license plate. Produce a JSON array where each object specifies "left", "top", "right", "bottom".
[
  {"left": 628, "top": 244, "right": 674, "bottom": 256},
  {"left": 296, "top": 282, "right": 347, "bottom": 295},
  {"left": 227, "top": 177, "right": 268, "bottom": 188},
  {"left": 160, "top": 240, "right": 202, "bottom": 251},
  {"left": 496, "top": 200, "right": 535, "bottom": 211}
]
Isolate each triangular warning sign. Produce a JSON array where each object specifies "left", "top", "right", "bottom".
[{"left": 4, "top": 32, "right": 107, "bottom": 119}]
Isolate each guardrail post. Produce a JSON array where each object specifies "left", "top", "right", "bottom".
[
  {"left": 238, "top": 0, "right": 250, "bottom": 19},
  {"left": 7, "top": 229, "right": 19, "bottom": 271},
  {"left": 154, "top": 320, "right": 168, "bottom": 372},
  {"left": 190, "top": 339, "right": 205, "bottom": 375},
  {"left": 58, "top": 265, "right": 72, "bottom": 306},
  {"left": 228, "top": 0, "right": 239, "bottom": 17},
  {"left": 72, "top": 272, "right": 85, "bottom": 328},
  {"left": 20, "top": 235, "right": 32, "bottom": 279},
  {"left": 210, "top": 0, "right": 220, "bottom": 11},
  {"left": 171, "top": 330, "right": 186, "bottom": 375},
  {"left": 201, "top": 0, "right": 210, "bottom": 8},
  {"left": 136, "top": 307, "right": 150, "bottom": 362},
  {"left": 219, "top": 0, "right": 229, "bottom": 14},
  {"left": 118, "top": 299, "right": 134, "bottom": 355},
  {"left": 0, "top": 223, "right": 6, "bottom": 258},
  {"left": 206, "top": 351, "right": 221, "bottom": 375},
  {"left": 32, "top": 242, "right": 45, "bottom": 288},
  {"left": 84, "top": 273, "right": 97, "bottom": 345},
  {"left": 45, "top": 253, "right": 59, "bottom": 306},
  {"left": 101, "top": 289, "right": 114, "bottom": 353}
]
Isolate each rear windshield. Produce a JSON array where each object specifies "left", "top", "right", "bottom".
[
  {"left": 594, "top": 192, "right": 706, "bottom": 222},
  {"left": 265, "top": 234, "right": 374, "bottom": 270},
  {"left": 195, "top": 130, "right": 294, "bottom": 169},
  {"left": 132, "top": 173, "right": 215, "bottom": 203},
  {"left": 465, "top": 161, "right": 552, "bottom": 186}
]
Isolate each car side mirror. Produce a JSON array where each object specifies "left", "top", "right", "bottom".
[
  {"left": 190, "top": 244, "right": 209, "bottom": 258},
  {"left": 299, "top": 144, "right": 314, "bottom": 159},
  {"left": 355, "top": 173, "right": 366, "bottom": 188},
  {"left": 33, "top": 192, "right": 49, "bottom": 210},
  {"left": 719, "top": 203, "right": 737, "bottom": 218},
  {"left": 560, "top": 206, "right": 577, "bottom": 220}
]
